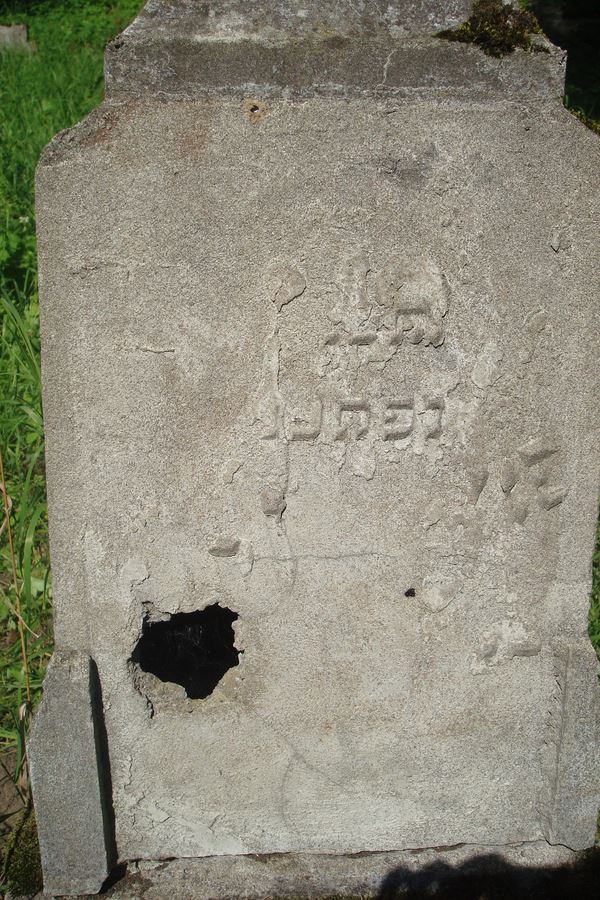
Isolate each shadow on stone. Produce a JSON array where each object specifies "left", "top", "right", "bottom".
[
  {"left": 377, "top": 849, "right": 600, "bottom": 899},
  {"left": 90, "top": 658, "right": 118, "bottom": 877}
]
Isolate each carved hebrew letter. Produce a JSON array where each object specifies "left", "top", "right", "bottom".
[
  {"left": 396, "top": 303, "right": 427, "bottom": 334},
  {"left": 259, "top": 396, "right": 282, "bottom": 440},
  {"left": 335, "top": 399, "right": 370, "bottom": 441},
  {"left": 287, "top": 401, "right": 323, "bottom": 441},
  {"left": 377, "top": 257, "right": 448, "bottom": 348},
  {"left": 383, "top": 398, "right": 414, "bottom": 441},
  {"left": 349, "top": 332, "right": 377, "bottom": 346},
  {"left": 340, "top": 253, "right": 370, "bottom": 312},
  {"left": 517, "top": 438, "right": 559, "bottom": 468},
  {"left": 424, "top": 322, "right": 444, "bottom": 347},
  {"left": 406, "top": 325, "right": 425, "bottom": 345},
  {"left": 423, "top": 396, "right": 444, "bottom": 439}
]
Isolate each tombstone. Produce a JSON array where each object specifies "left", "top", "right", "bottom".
[
  {"left": 30, "top": 1, "right": 599, "bottom": 896},
  {"left": 0, "top": 24, "right": 32, "bottom": 51}
]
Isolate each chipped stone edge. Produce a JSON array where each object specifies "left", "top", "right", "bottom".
[
  {"left": 41, "top": 841, "right": 596, "bottom": 899},
  {"left": 28, "top": 651, "right": 116, "bottom": 897},
  {"left": 103, "top": 33, "right": 565, "bottom": 102}
]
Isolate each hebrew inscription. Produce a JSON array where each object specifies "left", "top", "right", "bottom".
[
  {"left": 257, "top": 253, "right": 451, "bottom": 452},
  {"left": 325, "top": 253, "right": 449, "bottom": 348},
  {"left": 324, "top": 324, "right": 443, "bottom": 349},
  {"left": 461, "top": 438, "right": 568, "bottom": 521},
  {"left": 335, "top": 399, "right": 370, "bottom": 441},
  {"left": 500, "top": 438, "right": 567, "bottom": 522},
  {"left": 260, "top": 396, "right": 445, "bottom": 443}
]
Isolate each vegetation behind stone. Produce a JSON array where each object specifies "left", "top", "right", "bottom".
[{"left": 1, "top": 806, "right": 42, "bottom": 896}]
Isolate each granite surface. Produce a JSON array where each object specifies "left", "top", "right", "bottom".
[{"left": 30, "top": 1, "right": 599, "bottom": 896}]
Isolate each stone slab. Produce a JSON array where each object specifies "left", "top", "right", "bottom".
[
  {"left": 33, "top": 0, "right": 600, "bottom": 895},
  {"left": 104, "top": 0, "right": 563, "bottom": 100},
  {"left": 28, "top": 652, "right": 116, "bottom": 895},
  {"left": 75, "top": 845, "right": 597, "bottom": 899},
  {"left": 130, "top": 0, "right": 474, "bottom": 35},
  {"left": 36, "top": 91, "right": 600, "bottom": 861}
]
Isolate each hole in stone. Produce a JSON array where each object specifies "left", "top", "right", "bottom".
[
  {"left": 250, "top": 104, "right": 260, "bottom": 113},
  {"left": 133, "top": 605, "right": 240, "bottom": 699},
  {"left": 405, "top": 587, "right": 416, "bottom": 597}
]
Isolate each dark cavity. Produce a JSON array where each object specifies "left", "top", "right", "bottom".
[{"left": 133, "top": 605, "right": 240, "bottom": 699}]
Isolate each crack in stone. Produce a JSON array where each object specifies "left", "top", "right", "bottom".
[
  {"left": 136, "top": 346, "right": 176, "bottom": 354},
  {"left": 380, "top": 48, "right": 397, "bottom": 86},
  {"left": 254, "top": 551, "right": 409, "bottom": 563},
  {"left": 548, "top": 649, "right": 570, "bottom": 842}
]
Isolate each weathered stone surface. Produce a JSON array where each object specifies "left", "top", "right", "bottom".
[
  {"left": 0, "top": 24, "right": 30, "bottom": 51},
  {"left": 104, "top": 0, "right": 562, "bottom": 100},
  {"left": 33, "top": 0, "right": 599, "bottom": 895},
  {"left": 99, "top": 843, "right": 585, "bottom": 899},
  {"left": 28, "top": 652, "right": 115, "bottom": 895}
]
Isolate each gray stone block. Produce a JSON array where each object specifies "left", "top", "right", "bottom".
[
  {"left": 28, "top": 652, "right": 115, "bottom": 895},
  {"left": 99, "top": 843, "right": 583, "bottom": 898},
  {"left": 104, "top": 0, "right": 563, "bottom": 100},
  {"left": 0, "top": 24, "right": 31, "bottom": 51},
  {"left": 32, "top": 0, "right": 599, "bottom": 895}
]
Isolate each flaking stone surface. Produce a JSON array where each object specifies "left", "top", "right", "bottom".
[
  {"left": 100, "top": 843, "right": 580, "bottom": 899},
  {"left": 34, "top": 0, "right": 600, "bottom": 885}
]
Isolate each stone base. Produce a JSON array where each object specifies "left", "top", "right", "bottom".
[{"left": 65, "top": 844, "right": 599, "bottom": 899}]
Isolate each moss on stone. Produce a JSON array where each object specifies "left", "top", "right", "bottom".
[
  {"left": 3, "top": 807, "right": 43, "bottom": 898},
  {"left": 437, "top": 0, "right": 545, "bottom": 58}
]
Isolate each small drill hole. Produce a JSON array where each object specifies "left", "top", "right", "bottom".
[
  {"left": 405, "top": 588, "right": 416, "bottom": 598},
  {"left": 133, "top": 605, "right": 240, "bottom": 699},
  {"left": 250, "top": 104, "right": 260, "bottom": 113}
]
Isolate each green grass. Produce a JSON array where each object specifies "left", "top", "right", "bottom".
[
  {"left": 0, "top": 0, "right": 142, "bottom": 828},
  {"left": 0, "top": 283, "right": 48, "bottom": 832},
  {"left": 0, "top": 0, "right": 143, "bottom": 288}
]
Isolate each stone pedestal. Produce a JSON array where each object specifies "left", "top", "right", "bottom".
[{"left": 31, "top": 2, "right": 599, "bottom": 896}]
